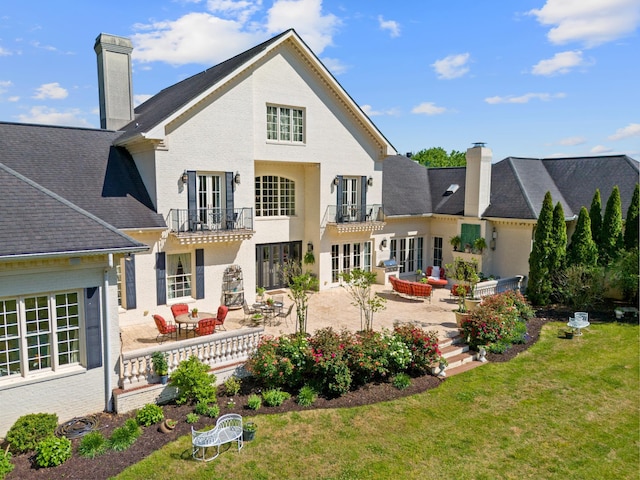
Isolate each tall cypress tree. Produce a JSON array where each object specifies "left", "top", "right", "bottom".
[
  {"left": 549, "top": 201, "right": 567, "bottom": 272},
  {"left": 589, "top": 189, "right": 602, "bottom": 247},
  {"left": 527, "top": 191, "right": 554, "bottom": 305},
  {"left": 567, "top": 207, "right": 598, "bottom": 267},
  {"left": 600, "top": 186, "right": 623, "bottom": 266},
  {"left": 623, "top": 183, "right": 639, "bottom": 250}
]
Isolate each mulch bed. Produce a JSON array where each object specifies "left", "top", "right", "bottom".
[{"left": 5, "top": 305, "right": 623, "bottom": 479}]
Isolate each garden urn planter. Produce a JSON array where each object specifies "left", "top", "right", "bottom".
[
  {"left": 454, "top": 311, "right": 471, "bottom": 328},
  {"left": 243, "top": 422, "right": 257, "bottom": 441},
  {"left": 464, "top": 298, "right": 481, "bottom": 312},
  {"left": 159, "top": 419, "right": 177, "bottom": 433}
]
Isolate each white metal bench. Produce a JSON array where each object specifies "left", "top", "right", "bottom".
[{"left": 192, "top": 413, "right": 243, "bottom": 462}]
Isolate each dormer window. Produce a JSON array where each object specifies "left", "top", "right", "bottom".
[
  {"left": 267, "top": 105, "right": 304, "bottom": 143},
  {"left": 443, "top": 184, "right": 459, "bottom": 196}
]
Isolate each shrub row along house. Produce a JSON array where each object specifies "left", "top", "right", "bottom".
[{"left": 0, "top": 29, "right": 637, "bottom": 435}]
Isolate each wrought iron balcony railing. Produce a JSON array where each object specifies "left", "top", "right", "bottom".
[
  {"left": 324, "top": 204, "right": 384, "bottom": 224},
  {"left": 169, "top": 207, "right": 253, "bottom": 234}
]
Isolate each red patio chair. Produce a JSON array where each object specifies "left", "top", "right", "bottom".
[
  {"left": 213, "top": 305, "right": 229, "bottom": 331},
  {"left": 153, "top": 314, "right": 177, "bottom": 343},
  {"left": 194, "top": 317, "right": 217, "bottom": 336},
  {"left": 170, "top": 303, "right": 189, "bottom": 319}
]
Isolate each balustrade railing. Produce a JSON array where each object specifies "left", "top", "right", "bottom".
[
  {"left": 474, "top": 275, "right": 524, "bottom": 299},
  {"left": 118, "top": 327, "right": 264, "bottom": 390}
]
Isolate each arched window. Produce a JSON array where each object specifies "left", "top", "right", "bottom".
[{"left": 255, "top": 176, "right": 296, "bottom": 217}]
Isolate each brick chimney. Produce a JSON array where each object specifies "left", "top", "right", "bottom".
[
  {"left": 94, "top": 34, "right": 134, "bottom": 130},
  {"left": 464, "top": 143, "right": 492, "bottom": 217}
]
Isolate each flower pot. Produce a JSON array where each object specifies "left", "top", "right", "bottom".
[
  {"left": 454, "top": 311, "right": 471, "bottom": 328},
  {"left": 465, "top": 298, "right": 481, "bottom": 312},
  {"left": 243, "top": 423, "right": 257, "bottom": 441},
  {"left": 160, "top": 374, "right": 168, "bottom": 385},
  {"left": 565, "top": 331, "right": 574, "bottom": 340},
  {"left": 159, "top": 419, "right": 176, "bottom": 433}
]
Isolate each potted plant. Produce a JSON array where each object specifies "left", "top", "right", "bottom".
[
  {"left": 452, "top": 284, "right": 470, "bottom": 327},
  {"left": 243, "top": 422, "right": 257, "bottom": 441},
  {"left": 303, "top": 250, "right": 315, "bottom": 265},
  {"left": 191, "top": 307, "right": 198, "bottom": 318},
  {"left": 159, "top": 419, "right": 177, "bottom": 433},
  {"left": 415, "top": 269, "right": 424, "bottom": 282},
  {"left": 473, "top": 237, "right": 487, "bottom": 254},
  {"left": 151, "top": 351, "right": 169, "bottom": 384},
  {"left": 449, "top": 235, "right": 462, "bottom": 252},
  {"left": 256, "top": 286, "right": 266, "bottom": 302},
  {"left": 445, "top": 257, "right": 481, "bottom": 318}
]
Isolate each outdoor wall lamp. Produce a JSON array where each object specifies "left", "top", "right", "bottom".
[
  {"left": 307, "top": 241, "right": 314, "bottom": 252},
  {"left": 234, "top": 172, "right": 241, "bottom": 184},
  {"left": 380, "top": 238, "right": 387, "bottom": 249},
  {"left": 181, "top": 170, "right": 188, "bottom": 184},
  {"left": 490, "top": 227, "right": 497, "bottom": 250},
  {"left": 333, "top": 176, "right": 340, "bottom": 186},
  {"left": 367, "top": 176, "right": 373, "bottom": 187}
]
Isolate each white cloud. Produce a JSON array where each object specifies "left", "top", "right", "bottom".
[
  {"left": 528, "top": 0, "right": 640, "bottom": 48},
  {"left": 0, "top": 80, "right": 12, "bottom": 94},
  {"left": 608, "top": 123, "right": 640, "bottom": 140},
  {"left": 411, "top": 102, "right": 446, "bottom": 115},
  {"left": 17, "top": 106, "right": 92, "bottom": 127},
  {"left": 378, "top": 15, "right": 400, "bottom": 38},
  {"left": 132, "top": 0, "right": 340, "bottom": 65},
  {"left": 266, "top": 0, "right": 340, "bottom": 53},
  {"left": 134, "top": 94, "right": 153, "bottom": 107},
  {"left": 320, "top": 57, "right": 348, "bottom": 75},
  {"left": 485, "top": 92, "right": 566, "bottom": 104},
  {"left": 8, "top": 96, "right": 19, "bottom": 102},
  {"left": 361, "top": 104, "right": 400, "bottom": 117},
  {"left": 558, "top": 136, "right": 587, "bottom": 146},
  {"left": 590, "top": 144, "right": 613, "bottom": 154},
  {"left": 431, "top": 53, "right": 470, "bottom": 80},
  {"left": 531, "top": 50, "right": 589, "bottom": 75},
  {"left": 0, "top": 46, "right": 11, "bottom": 56},
  {"left": 32, "top": 82, "right": 68, "bottom": 100}
]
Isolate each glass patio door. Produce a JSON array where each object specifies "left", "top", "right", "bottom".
[
  {"left": 341, "top": 177, "right": 359, "bottom": 221},
  {"left": 197, "top": 174, "right": 222, "bottom": 229},
  {"left": 256, "top": 242, "right": 301, "bottom": 290}
]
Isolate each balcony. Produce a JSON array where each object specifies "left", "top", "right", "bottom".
[
  {"left": 324, "top": 204, "right": 386, "bottom": 233},
  {"left": 169, "top": 208, "right": 255, "bottom": 244}
]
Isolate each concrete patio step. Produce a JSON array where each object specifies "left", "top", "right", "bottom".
[{"left": 432, "top": 334, "right": 486, "bottom": 377}]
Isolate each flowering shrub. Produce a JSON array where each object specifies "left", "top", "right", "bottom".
[
  {"left": 393, "top": 324, "right": 443, "bottom": 375},
  {"left": 245, "top": 335, "right": 309, "bottom": 389},
  {"left": 308, "top": 328, "right": 353, "bottom": 397},
  {"left": 461, "top": 290, "right": 532, "bottom": 352},
  {"left": 346, "top": 330, "right": 390, "bottom": 386}
]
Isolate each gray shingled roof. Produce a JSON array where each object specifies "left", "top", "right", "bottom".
[
  {"left": 116, "top": 30, "right": 292, "bottom": 143},
  {"left": 0, "top": 122, "right": 165, "bottom": 230},
  {"left": 383, "top": 154, "right": 639, "bottom": 220},
  {"left": 0, "top": 164, "right": 147, "bottom": 258}
]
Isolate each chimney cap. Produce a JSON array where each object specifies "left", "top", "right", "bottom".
[{"left": 472, "top": 142, "right": 487, "bottom": 148}]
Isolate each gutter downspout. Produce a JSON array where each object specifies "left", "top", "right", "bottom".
[{"left": 103, "top": 253, "right": 113, "bottom": 412}]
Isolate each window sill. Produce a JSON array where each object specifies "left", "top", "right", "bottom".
[
  {"left": 265, "top": 140, "right": 306, "bottom": 146},
  {"left": 0, "top": 365, "right": 87, "bottom": 392}
]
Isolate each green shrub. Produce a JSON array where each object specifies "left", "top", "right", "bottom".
[
  {"left": 262, "top": 389, "right": 291, "bottom": 407},
  {"left": 392, "top": 372, "right": 411, "bottom": 390},
  {"left": 135, "top": 403, "right": 164, "bottom": 427},
  {"left": 6, "top": 413, "right": 58, "bottom": 453},
  {"left": 194, "top": 402, "right": 209, "bottom": 415},
  {"left": 108, "top": 419, "right": 141, "bottom": 452},
  {"left": 222, "top": 376, "right": 242, "bottom": 396},
  {"left": 78, "top": 431, "right": 108, "bottom": 458},
  {"left": 297, "top": 385, "right": 318, "bottom": 407},
  {"left": 0, "top": 450, "right": 14, "bottom": 479},
  {"left": 246, "top": 334, "right": 310, "bottom": 389},
  {"left": 307, "top": 328, "right": 353, "bottom": 397},
  {"left": 35, "top": 435, "right": 72, "bottom": 468},
  {"left": 206, "top": 404, "right": 220, "bottom": 418},
  {"left": 393, "top": 324, "right": 443, "bottom": 375},
  {"left": 247, "top": 394, "right": 262, "bottom": 410},
  {"left": 169, "top": 356, "right": 217, "bottom": 405},
  {"left": 186, "top": 413, "right": 199, "bottom": 424}
]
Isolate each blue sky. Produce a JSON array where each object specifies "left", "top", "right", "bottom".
[{"left": 0, "top": 0, "right": 638, "bottom": 162}]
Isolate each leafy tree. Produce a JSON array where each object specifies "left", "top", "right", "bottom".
[
  {"left": 600, "top": 186, "right": 623, "bottom": 265},
  {"left": 566, "top": 207, "right": 598, "bottom": 267},
  {"left": 411, "top": 147, "right": 466, "bottom": 168},
  {"left": 609, "top": 249, "right": 639, "bottom": 303},
  {"left": 527, "top": 191, "right": 554, "bottom": 305},
  {"left": 339, "top": 269, "right": 386, "bottom": 330},
  {"left": 623, "top": 183, "right": 639, "bottom": 250},
  {"left": 281, "top": 259, "right": 318, "bottom": 334},
  {"left": 588, "top": 189, "right": 602, "bottom": 247}
]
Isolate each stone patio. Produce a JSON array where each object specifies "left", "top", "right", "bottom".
[{"left": 120, "top": 284, "right": 461, "bottom": 352}]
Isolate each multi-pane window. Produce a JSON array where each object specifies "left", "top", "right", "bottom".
[
  {"left": 116, "top": 261, "right": 122, "bottom": 307},
  {"left": 432, "top": 237, "right": 442, "bottom": 267},
  {"left": 255, "top": 176, "right": 295, "bottom": 217},
  {"left": 390, "top": 236, "right": 424, "bottom": 274},
  {"left": 267, "top": 105, "right": 304, "bottom": 143},
  {"left": 167, "top": 253, "right": 191, "bottom": 300},
  {"left": 331, "top": 242, "right": 372, "bottom": 283},
  {"left": 0, "top": 292, "right": 81, "bottom": 380}
]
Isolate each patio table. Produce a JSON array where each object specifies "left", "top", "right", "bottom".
[{"left": 175, "top": 312, "right": 215, "bottom": 336}]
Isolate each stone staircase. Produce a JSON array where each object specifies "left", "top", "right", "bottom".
[{"left": 432, "top": 334, "right": 486, "bottom": 377}]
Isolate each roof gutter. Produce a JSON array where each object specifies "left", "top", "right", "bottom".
[{"left": 0, "top": 245, "right": 149, "bottom": 263}]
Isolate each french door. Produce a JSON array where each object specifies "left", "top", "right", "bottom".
[
  {"left": 256, "top": 241, "right": 302, "bottom": 290},
  {"left": 341, "top": 177, "right": 359, "bottom": 221},
  {"left": 197, "top": 174, "right": 223, "bottom": 228}
]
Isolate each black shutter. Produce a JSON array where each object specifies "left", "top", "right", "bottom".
[
  {"left": 187, "top": 170, "right": 197, "bottom": 231},
  {"left": 156, "top": 252, "right": 166, "bottom": 305},
  {"left": 360, "top": 176, "right": 367, "bottom": 221},
  {"left": 195, "top": 248, "right": 205, "bottom": 300},
  {"left": 336, "top": 175, "right": 343, "bottom": 222},
  {"left": 84, "top": 287, "right": 102, "bottom": 370},
  {"left": 124, "top": 255, "right": 136, "bottom": 309},
  {"left": 225, "top": 172, "right": 234, "bottom": 229}
]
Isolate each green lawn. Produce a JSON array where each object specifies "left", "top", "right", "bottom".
[{"left": 116, "top": 322, "right": 639, "bottom": 480}]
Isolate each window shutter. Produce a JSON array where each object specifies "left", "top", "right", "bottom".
[
  {"left": 336, "top": 175, "right": 343, "bottom": 222},
  {"left": 225, "top": 172, "right": 234, "bottom": 228},
  {"left": 156, "top": 252, "right": 166, "bottom": 305},
  {"left": 84, "top": 287, "right": 102, "bottom": 370},
  {"left": 195, "top": 249, "right": 205, "bottom": 299},
  {"left": 124, "top": 255, "right": 136, "bottom": 309},
  {"left": 360, "top": 176, "right": 367, "bottom": 221},
  {"left": 187, "top": 170, "right": 197, "bottom": 231}
]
